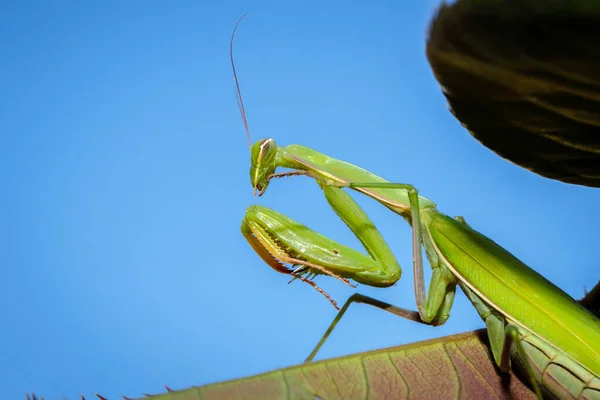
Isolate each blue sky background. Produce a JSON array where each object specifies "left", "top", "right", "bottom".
[{"left": 1, "top": 1, "right": 599, "bottom": 399}]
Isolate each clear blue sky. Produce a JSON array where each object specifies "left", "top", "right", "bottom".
[{"left": 2, "top": 2, "right": 599, "bottom": 399}]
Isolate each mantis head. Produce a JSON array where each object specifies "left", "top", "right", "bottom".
[
  {"left": 230, "top": 18, "right": 279, "bottom": 196},
  {"left": 250, "top": 138, "right": 278, "bottom": 196}
]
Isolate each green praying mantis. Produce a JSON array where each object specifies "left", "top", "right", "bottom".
[{"left": 231, "top": 17, "right": 600, "bottom": 400}]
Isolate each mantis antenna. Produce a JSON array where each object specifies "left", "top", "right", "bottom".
[
  {"left": 233, "top": 16, "right": 346, "bottom": 307},
  {"left": 230, "top": 13, "right": 251, "bottom": 149}
]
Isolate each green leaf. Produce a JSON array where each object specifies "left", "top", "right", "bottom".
[{"left": 132, "top": 330, "right": 536, "bottom": 400}]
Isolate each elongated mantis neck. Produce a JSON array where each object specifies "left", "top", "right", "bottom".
[{"left": 251, "top": 139, "right": 437, "bottom": 222}]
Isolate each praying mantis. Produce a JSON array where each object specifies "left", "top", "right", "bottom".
[{"left": 231, "top": 16, "right": 600, "bottom": 400}]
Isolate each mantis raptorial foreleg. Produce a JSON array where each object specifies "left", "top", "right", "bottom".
[{"left": 242, "top": 182, "right": 402, "bottom": 309}]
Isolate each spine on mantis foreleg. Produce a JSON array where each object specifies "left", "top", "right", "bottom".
[{"left": 241, "top": 180, "right": 404, "bottom": 308}]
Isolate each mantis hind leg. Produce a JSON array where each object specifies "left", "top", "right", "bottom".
[
  {"left": 462, "top": 285, "right": 543, "bottom": 399},
  {"left": 502, "top": 326, "right": 543, "bottom": 400},
  {"left": 305, "top": 267, "right": 457, "bottom": 363},
  {"left": 304, "top": 293, "right": 425, "bottom": 363}
]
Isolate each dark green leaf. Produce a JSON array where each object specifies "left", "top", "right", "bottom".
[{"left": 427, "top": 0, "right": 600, "bottom": 187}]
